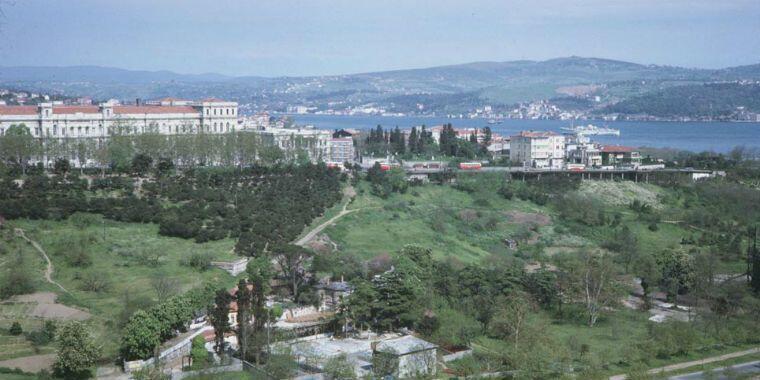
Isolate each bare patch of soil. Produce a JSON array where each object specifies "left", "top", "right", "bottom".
[
  {"left": 504, "top": 211, "right": 551, "bottom": 226},
  {"left": 0, "top": 353, "right": 56, "bottom": 373},
  {"left": 6, "top": 292, "right": 91, "bottom": 321}
]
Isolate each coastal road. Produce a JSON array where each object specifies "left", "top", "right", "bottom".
[{"left": 669, "top": 360, "right": 760, "bottom": 379}]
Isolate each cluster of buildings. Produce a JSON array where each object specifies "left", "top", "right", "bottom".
[{"left": 508, "top": 131, "right": 641, "bottom": 169}]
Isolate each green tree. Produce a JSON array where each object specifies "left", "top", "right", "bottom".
[
  {"left": 53, "top": 321, "right": 99, "bottom": 379},
  {"left": 131, "top": 153, "right": 153, "bottom": 176},
  {"left": 53, "top": 158, "right": 71, "bottom": 175},
  {"left": 235, "top": 279, "right": 253, "bottom": 361},
  {"left": 323, "top": 354, "right": 357, "bottom": 380},
  {"left": 120, "top": 310, "right": 161, "bottom": 361},
  {"left": 189, "top": 335, "right": 209, "bottom": 370},
  {"left": 0, "top": 124, "right": 36, "bottom": 175},
  {"left": 209, "top": 289, "right": 232, "bottom": 355}
]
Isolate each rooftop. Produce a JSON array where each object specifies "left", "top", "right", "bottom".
[
  {"left": 514, "top": 130, "right": 560, "bottom": 138},
  {"left": 375, "top": 335, "right": 437, "bottom": 355},
  {"left": 601, "top": 145, "right": 635, "bottom": 153}
]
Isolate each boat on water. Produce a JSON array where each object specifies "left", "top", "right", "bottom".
[{"left": 561, "top": 124, "right": 620, "bottom": 136}]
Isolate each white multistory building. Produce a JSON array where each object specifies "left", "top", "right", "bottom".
[
  {"left": 509, "top": 131, "right": 566, "bottom": 169},
  {"left": 0, "top": 98, "right": 238, "bottom": 138},
  {"left": 253, "top": 126, "right": 332, "bottom": 162}
]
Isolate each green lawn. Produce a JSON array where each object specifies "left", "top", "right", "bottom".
[{"left": 1, "top": 215, "right": 240, "bottom": 359}]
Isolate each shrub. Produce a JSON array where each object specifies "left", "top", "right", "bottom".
[
  {"left": 9, "top": 321, "right": 23, "bottom": 335},
  {"left": 79, "top": 271, "right": 111, "bottom": 293},
  {"left": 183, "top": 252, "right": 212, "bottom": 271},
  {"left": 189, "top": 335, "right": 209, "bottom": 370}
]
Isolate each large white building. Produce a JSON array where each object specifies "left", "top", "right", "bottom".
[
  {"left": 0, "top": 98, "right": 238, "bottom": 139},
  {"left": 509, "top": 131, "right": 566, "bottom": 169}
]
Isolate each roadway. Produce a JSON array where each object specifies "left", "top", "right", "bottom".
[{"left": 669, "top": 360, "right": 760, "bottom": 379}]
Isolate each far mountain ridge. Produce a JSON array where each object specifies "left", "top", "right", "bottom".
[{"left": 1, "top": 56, "right": 759, "bottom": 117}]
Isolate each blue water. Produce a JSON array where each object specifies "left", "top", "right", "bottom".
[{"left": 289, "top": 114, "right": 760, "bottom": 153}]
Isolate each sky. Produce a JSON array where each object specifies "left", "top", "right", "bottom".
[{"left": 0, "top": 0, "right": 759, "bottom": 77}]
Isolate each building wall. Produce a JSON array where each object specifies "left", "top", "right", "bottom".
[
  {"left": 509, "top": 134, "right": 565, "bottom": 168},
  {"left": 0, "top": 100, "right": 238, "bottom": 139},
  {"left": 397, "top": 349, "right": 437, "bottom": 378}
]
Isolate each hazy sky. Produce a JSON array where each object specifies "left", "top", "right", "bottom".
[{"left": 1, "top": 0, "right": 759, "bottom": 76}]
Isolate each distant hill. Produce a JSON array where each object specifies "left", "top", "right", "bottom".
[
  {"left": 0, "top": 65, "right": 233, "bottom": 84},
  {"left": 602, "top": 82, "right": 760, "bottom": 119},
  {"left": 1, "top": 57, "right": 759, "bottom": 117}
]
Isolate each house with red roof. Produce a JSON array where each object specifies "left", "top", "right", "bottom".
[{"left": 600, "top": 145, "right": 641, "bottom": 166}]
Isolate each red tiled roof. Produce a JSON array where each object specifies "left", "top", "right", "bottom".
[
  {"left": 53, "top": 106, "right": 100, "bottom": 114},
  {"left": 0, "top": 105, "right": 37, "bottom": 115},
  {"left": 114, "top": 106, "right": 198, "bottom": 114},
  {"left": 601, "top": 145, "right": 635, "bottom": 153}
]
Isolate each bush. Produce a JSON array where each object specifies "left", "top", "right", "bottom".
[
  {"left": 9, "top": 321, "right": 23, "bottom": 335},
  {"left": 79, "top": 271, "right": 111, "bottom": 293},
  {"left": 648, "top": 222, "right": 659, "bottom": 232},
  {"left": 183, "top": 252, "right": 212, "bottom": 271},
  {"left": 189, "top": 335, "right": 209, "bottom": 370}
]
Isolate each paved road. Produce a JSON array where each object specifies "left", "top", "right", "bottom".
[
  {"left": 669, "top": 360, "right": 760, "bottom": 379},
  {"left": 609, "top": 347, "right": 760, "bottom": 380}
]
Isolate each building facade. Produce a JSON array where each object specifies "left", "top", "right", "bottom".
[
  {"left": 0, "top": 98, "right": 238, "bottom": 139},
  {"left": 509, "top": 131, "right": 566, "bottom": 169},
  {"left": 327, "top": 137, "right": 355, "bottom": 164},
  {"left": 600, "top": 145, "right": 642, "bottom": 166},
  {"left": 253, "top": 126, "right": 332, "bottom": 163}
]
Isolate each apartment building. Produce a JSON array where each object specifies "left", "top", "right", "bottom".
[{"left": 509, "top": 131, "right": 566, "bottom": 169}]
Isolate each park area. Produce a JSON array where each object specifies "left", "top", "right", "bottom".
[{"left": 0, "top": 215, "right": 239, "bottom": 369}]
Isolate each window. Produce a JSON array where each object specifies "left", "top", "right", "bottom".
[
  {"left": 213, "top": 109, "right": 217, "bottom": 115},
  {"left": 206, "top": 109, "right": 210, "bottom": 115}
]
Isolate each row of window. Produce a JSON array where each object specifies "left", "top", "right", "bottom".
[
  {"left": 21, "top": 121, "right": 235, "bottom": 137},
  {"left": 205, "top": 108, "right": 236, "bottom": 116}
]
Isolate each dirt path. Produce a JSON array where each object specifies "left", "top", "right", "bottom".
[
  {"left": 295, "top": 185, "right": 363, "bottom": 247},
  {"left": 295, "top": 201, "right": 359, "bottom": 247},
  {"left": 609, "top": 347, "right": 760, "bottom": 380},
  {"left": 14, "top": 228, "right": 68, "bottom": 293}
]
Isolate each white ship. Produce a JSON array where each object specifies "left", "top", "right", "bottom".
[{"left": 561, "top": 124, "right": 620, "bottom": 136}]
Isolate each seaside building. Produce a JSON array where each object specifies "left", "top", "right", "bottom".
[
  {"left": 565, "top": 134, "right": 602, "bottom": 167},
  {"left": 0, "top": 98, "right": 238, "bottom": 139},
  {"left": 600, "top": 145, "right": 641, "bottom": 166},
  {"left": 509, "top": 131, "right": 566, "bottom": 169}
]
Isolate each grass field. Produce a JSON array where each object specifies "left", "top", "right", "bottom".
[
  {"left": 325, "top": 181, "right": 554, "bottom": 263},
  {"left": 0, "top": 215, "right": 239, "bottom": 360}
]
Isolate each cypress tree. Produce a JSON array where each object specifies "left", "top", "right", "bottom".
[
  {"left": 408, "top": 127, "right": 418, "bottom": 155},
  {"left": 236, "top": 279, "right": 253, "bottom": 361},
  {"left": 751, "top": 228, "right": 760, "bottom": 293}
]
